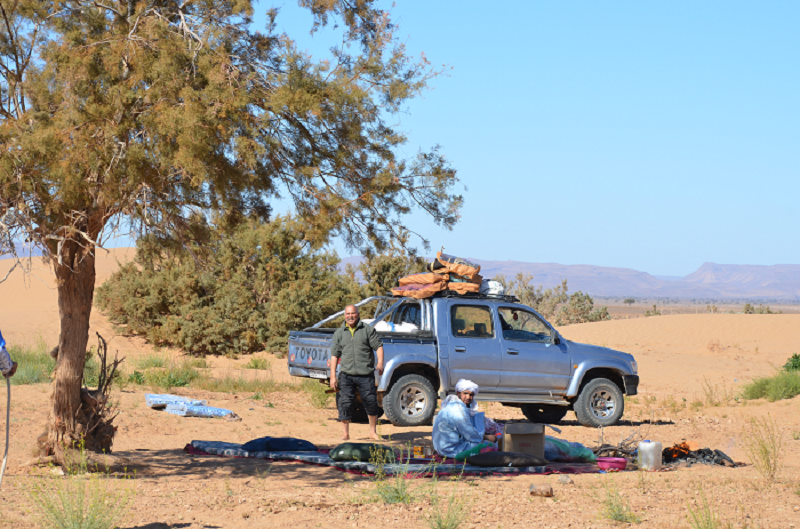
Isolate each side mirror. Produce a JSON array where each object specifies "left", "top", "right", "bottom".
[{"left": 551, "top": 331, "right": 561, "bottom": 345}]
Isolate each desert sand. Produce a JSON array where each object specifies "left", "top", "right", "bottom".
[{"left": 0, "top": 249, "right": 798, "bottom": 528}]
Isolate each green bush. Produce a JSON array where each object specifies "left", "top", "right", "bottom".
[
  {"left": 96, "top": 216, "right": 361, "bottom": 355},
  {"left": 783, "top": 353, "right": 800, "bottom": 372},
  {"left": 741, "top": 370, "right": 800, "bottom": 402}
]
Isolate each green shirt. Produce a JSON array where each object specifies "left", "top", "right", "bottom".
[{"left": 331, "top": 320, "right": 383, "bottom": 376}]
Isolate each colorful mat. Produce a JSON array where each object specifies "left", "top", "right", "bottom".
[{"left": 186, "top": 441, "right": 600, "bottom": 477}]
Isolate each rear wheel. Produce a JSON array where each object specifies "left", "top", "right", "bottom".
[
  {"left": 573, "top": 377, "right": 624, "bottom": 427},
  {"left": 383, "top": 374, "right": 437, "bottom": 427},
  {"left": 520, "top": 404, "right": 568, "bottom": 424}
]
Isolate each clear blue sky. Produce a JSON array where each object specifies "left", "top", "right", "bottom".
[
  {"left": 255, "top": 1, "right": 800, "bottom": 277},
  {"left": 115, "top": 2, "right": 800, "bottom": 278}
]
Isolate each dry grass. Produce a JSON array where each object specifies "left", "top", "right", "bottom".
[{"left": 741, "top": 414, "right": 783, "bottom": 482}]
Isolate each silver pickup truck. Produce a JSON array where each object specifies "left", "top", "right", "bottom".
[{"left": 288, "top": 293, "right": 639, "bottom": 428}]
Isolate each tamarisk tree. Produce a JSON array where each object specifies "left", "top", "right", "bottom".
[{"left": 0, "top": 0, "right": 460, "bottom": 461}]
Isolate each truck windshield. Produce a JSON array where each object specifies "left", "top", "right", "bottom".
[{"left": 498, "top": 307, "right": 550, "bottom": 343}]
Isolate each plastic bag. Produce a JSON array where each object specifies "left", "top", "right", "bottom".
[{"left": 544, "top": 435, "right": 597, "bottom": 463}]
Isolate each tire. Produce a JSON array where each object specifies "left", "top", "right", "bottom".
[
  {"left": 573, "top": 377, "right": 625, "bottom": 427},
  {"left": 335, "top": 390, "right": 384, "bottom": 424},
  {"left": 383, "top": 374, "right": 437, "bottom": 427},
  {"left": 520, "top": 404, "right": 568, "bottom": 424}
]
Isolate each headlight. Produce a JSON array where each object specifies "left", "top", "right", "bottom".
[{"left": 631, "top": 360, "right": 638, "bottom": 375}]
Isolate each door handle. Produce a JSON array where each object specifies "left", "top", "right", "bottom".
[
  {"left": 454, "top": 346, "right": 466, "bottom": 353},
  {"left": 507, "top": 349, "right": 519, "bottom": 355}
]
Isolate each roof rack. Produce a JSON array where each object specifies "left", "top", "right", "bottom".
[{"left": 388, "top": 290, "right": 521, "bottom": 303}]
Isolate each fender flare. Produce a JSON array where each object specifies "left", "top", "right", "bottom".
[{"left": 566, "top": 360, "right": 632, "bottom": 398}]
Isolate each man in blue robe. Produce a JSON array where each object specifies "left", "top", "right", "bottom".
[{"left": 432, "top": 379, "right": 497, "bottom": 458}]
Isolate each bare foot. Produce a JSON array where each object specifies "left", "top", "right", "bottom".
[
  {"left": 341, "top": 435, "right": 350, "bottom": 441},
  {"left": 369, "top": 433, "right": 381, "bottom": 441}
]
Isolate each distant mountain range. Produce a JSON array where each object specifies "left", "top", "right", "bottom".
[{"left": 341, "top": 257, "right": 800, "bottom": 301}]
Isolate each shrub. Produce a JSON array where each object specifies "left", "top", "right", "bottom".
[
  {"left": 644, "top": 304, "right": 661, "bottom": 317},
  {"left": 783, "top": 353, "right": 800, "bottom": 372},
  {"left": 741, "top": 370, "right": 800, "bottom": 402},
  {"left": 741, "top": 414, "right": 783, "bottom": 482},
  {"left": 194, "top": 373, "right": 297, "bottom": 394},
  {"left": 369, "top": 445, "right": 419, "bottom": 505},
  {"left": 495, "top": 274, "right": 609, "bottom": 324},
  {"left": 96, "top": 216, "right": 361, "bottom": 355},
  {"left": 134, "top": 354, "right": 168, "bottom": 370}
]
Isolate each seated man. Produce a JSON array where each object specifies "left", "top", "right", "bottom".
[{"left": 432, "top": 379, "right": 497, "bottom": 458}]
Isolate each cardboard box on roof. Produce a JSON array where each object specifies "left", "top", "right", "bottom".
[{"left": 499, "top": 422, "right": 545, "bottom": 459}]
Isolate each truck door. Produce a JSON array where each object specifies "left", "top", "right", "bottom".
[
  {"left": 446, "top": 303, "right": 501, "bottom": 389},
  {"left": 496, "top": 306, "right": 571, "bottom": 393}
]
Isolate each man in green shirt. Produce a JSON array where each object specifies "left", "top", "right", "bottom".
[{"left": 330, "top": 305, "right": 384, "bottom": 440}]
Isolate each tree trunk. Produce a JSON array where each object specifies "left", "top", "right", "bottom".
[{"left": 43, "top": 239, "right": 97, "bottom": 459}]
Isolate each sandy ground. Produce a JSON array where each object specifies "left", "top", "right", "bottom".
[{"left": 0, "top": 250, "right": 799, "bottom": 528}]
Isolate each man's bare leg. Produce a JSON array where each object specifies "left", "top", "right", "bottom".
[
  {"left": 368, "top": 415, "right": 380, "bottom": 440},
  {"left": 341, "top": 420, "right": 351, "bottom": 441}
]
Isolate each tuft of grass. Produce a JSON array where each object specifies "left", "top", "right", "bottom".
[
  {"left": 700, "top": 377, "right": 734, "bottom": 406},
  {"left": 9, "top": 340, "right": 99, "bottom": 387},
  {"left": 8, "top": 340, "right": 55, "bottom": 385},
  {"left": 144, "top": 362, "right": 201, "bottom": 391},
  {"left": 426, "top": 485, "right": 469, "bottom": 529},
  {"left": 792, "top": 431, "right": 800, "bottom": 441},
  {"left": 599, "top": 481, "right": 641, "bottom": 524},
  {"left": 244, "top": 357, "right": 272, "bottom": 370},
  {"left": 28, "top": 445, "right": 135, "bottom": 529},
  {"left": 687, "top": 490, "right": 718, "bottom": 529},
  {"left": 194, "top": 373, "right": 296, "bottom": 394},
  {"left": 741, "top": 370, "right": 800, "bottom": 402},
  {"left": 300, "top": 379, "right": 331, "bottom": 409},
  {"left": 183, "top": 357, "right": 208, "bottom": 369},
  {"left": 367, "top": 444, "right": 422, "bottom": 505},
  {"left": 741, "top": 414, "right": 783, "bottom": 482},
  {"left": 134, "top": 353, "right": 168, "bottom": 370}
]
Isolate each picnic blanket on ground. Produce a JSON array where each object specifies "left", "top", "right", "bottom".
[{"left": 186, "top": 441, "right": 600, "bottom": 477}]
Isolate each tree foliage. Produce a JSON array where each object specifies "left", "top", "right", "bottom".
[
  {"left": 96, "top": 216, "right": 361, "bottom": 354},
  {"left": 352, "top": 235, "right": 426, "bottom": 297},
  {"left": 495, "top": 273, "right": 610, "bottom": 325},
  {"left": 0, "top": 0, "right": 460, "bottom": 458}
]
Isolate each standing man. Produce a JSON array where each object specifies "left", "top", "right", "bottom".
[{"left": 330, "top": 305, "right": 384, "bottom": 441}]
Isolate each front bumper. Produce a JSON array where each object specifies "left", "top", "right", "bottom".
[{"left": 623, "top": 375, "right": 639, "bottom": 396}]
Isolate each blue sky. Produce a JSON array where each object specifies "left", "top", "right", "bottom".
[{"left": 113, "top": 2, "right": 799, "bottom": 277}]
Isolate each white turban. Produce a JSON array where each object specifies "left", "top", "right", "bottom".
[
  {"left": 441, "top": 379, "right": 480, "bottom": 415},
  {"left": 455, "top": 379, "right": 479, "bottom": 395}
]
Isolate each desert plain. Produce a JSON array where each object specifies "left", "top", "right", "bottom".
[{"left": 0, "top": 249, "right": 798, "bottom": 529}]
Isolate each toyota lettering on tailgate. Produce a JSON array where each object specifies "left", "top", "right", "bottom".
[{"left": 291, "top": 345, "right": 330, "bottom": 364}]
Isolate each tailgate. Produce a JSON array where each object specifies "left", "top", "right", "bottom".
[{"left": 287, "top": 330, "right": 333, "bottom": 380}]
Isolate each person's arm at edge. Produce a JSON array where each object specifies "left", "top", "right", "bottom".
[
  {"left": 375, "top": 346, "right": 384, "bottom": 376},
  {"left": 330, "top": 330, "right": 342, "bottom": 391},
  {"left": 452, "top": 405, "right": 484, "bottom": 444}
]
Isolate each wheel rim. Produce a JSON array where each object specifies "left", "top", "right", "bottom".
[
  {"left": 589, "top": 388, "right": 616, "bottom": 419},
  {"left": 397, "top": 383, "right": 429, "bottom": 418}
]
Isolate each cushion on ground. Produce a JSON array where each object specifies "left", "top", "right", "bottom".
[
  {"left": 241, "top": 437, "right": 317, "bottom": 452},
  {"left": 329, "top": 442, "right": 396, "bottom": 462}
]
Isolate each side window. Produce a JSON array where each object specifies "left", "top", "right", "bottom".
[
  {"left": 451, "top": 305, "right": 494, "bottom": 339},
  {"left": 498, "top": 307, "right": 551, "bottom": 343},
  {"left": 393, "top": 303, "right": 422, "bottom": 327}
]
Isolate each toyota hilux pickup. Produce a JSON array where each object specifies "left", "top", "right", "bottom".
[{"left": 287, "top": 292, "right": 639, "bottom": 427}]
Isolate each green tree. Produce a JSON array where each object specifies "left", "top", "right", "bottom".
[
  {"left": 623, "top": 298, "right": 635, "bottom": 305},
  {"left": 97, "top": 215, "right": 359, "bottom": 353},
  {"left": 0, "top": 0, "right": 460, "bottom": 461}
]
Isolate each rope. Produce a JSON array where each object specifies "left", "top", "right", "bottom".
[{"left": 0, "top": 377, "right": 9, "bottom": 489}]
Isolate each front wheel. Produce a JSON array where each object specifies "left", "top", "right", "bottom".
[
  {"left": 573, "top": 377, "right": 625, "bottom": 427},
  {"left": 383, "top": 374, "right": 437, "bottom": 427},
  {"left": 520, "top": 404, "right": 568, "bottom": 424}
]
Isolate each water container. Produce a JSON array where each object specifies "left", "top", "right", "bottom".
[{"left": 637, "top": 440, "right": 663, "bottom": 471}]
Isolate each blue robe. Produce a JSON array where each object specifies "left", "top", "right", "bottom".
[{"left": 432, "top": 399, "right": 486, "bottom": 458}]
